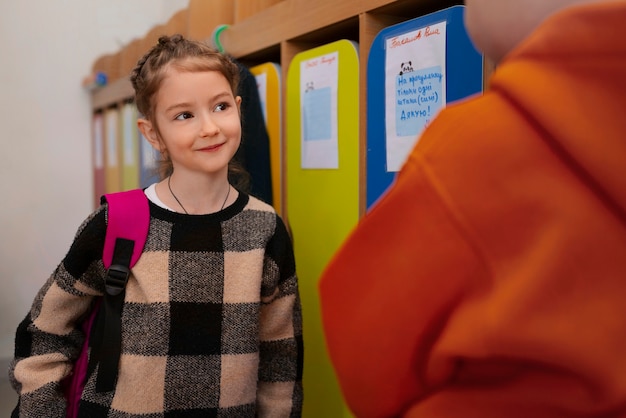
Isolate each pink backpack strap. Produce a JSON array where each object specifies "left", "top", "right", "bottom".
[
  {"left": 95, "top": 188, "right": 150, "bottom": 392},
  {"left": 102, "top": 189, "right": 150, "bottom": 269},
  {"left": 65, "top": 188, "right": 150, "bottom": 417}
]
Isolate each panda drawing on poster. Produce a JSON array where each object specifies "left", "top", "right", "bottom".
[{"left": 385, "top": 21, "right": 446, "bottom": 172}]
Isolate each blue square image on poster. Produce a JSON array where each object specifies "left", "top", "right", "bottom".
[{"left": 303, "top": 87, "right": 332, "bottom": 141}]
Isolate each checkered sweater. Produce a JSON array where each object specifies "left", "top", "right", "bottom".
[{"left": 10, "top": 192, "right": 303, "bottom": 417}]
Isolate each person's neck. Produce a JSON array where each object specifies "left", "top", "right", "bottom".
[{"left": 160, "top": 173, "right": 232, "bottom": 215}]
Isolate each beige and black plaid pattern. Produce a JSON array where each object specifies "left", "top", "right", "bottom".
[{"left": 11, "top": 192, "right": 303, "bottom": 417}]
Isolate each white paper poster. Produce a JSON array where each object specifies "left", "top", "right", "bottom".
[
  {"left": 122, "top": 104, "right": 136, "bottom": 166},
  {"left": 300, "top": 52, "right": 339, "bottom": 169},
  {"left": 140, "top": 130, "right": 158, "bottom": 172},
  {"left": 93, "top": 114, "right": 104, "bottom": 169},
  {"left": 385, "top": 21, "right": 447, "bottom": 172},
  {"left": 106, "top": 109, "right": 118, "bottom": 167}
]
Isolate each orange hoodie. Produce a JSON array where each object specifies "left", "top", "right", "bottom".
[{"left": 319, "top": 2, "right": 626, "bottom": 417}]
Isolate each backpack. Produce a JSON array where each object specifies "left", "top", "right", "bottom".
[{"left": 64, "top": 189, "right": 150, "bottom": 417}]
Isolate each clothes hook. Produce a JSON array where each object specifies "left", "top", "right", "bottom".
[{"left": 211, "top": 24, "right": 230, "bottom": 53}]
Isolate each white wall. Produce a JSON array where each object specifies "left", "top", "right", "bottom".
[{"left": 0, "top": 0, "right": 189, "bottom": 359}]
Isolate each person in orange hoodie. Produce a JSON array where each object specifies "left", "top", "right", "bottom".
[{"left": 318, "top": 0, "right": 626, "bottom": 417}]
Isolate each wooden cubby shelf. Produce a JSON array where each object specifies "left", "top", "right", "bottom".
[{"left": 91, "top": 0, "right": 466, "bottom": 216}]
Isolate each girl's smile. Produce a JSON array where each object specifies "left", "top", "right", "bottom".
[{"left": 198, "top": 142, "right": 226, "bottom": 152}]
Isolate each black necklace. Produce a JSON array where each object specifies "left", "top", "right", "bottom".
[{"left": 167, "top": 175, "right": 231, "bottom": 214}]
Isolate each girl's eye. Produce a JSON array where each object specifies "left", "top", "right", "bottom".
[
  {"left": 175, "top": 112, "right": 193, "bottom": 120},
  {"left": 214, "top": 103, "right": 230, "bottom": 112}
]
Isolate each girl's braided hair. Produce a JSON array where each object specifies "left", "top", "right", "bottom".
[
  {"left": 130, "top": 34, "right": 240, "bottom": 122},
  {"left": 130, "top": 34, "right": 249, "bottom": 190}
]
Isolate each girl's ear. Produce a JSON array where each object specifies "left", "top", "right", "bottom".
[
  {"left": 236, "top": 96, "right": 242, "bottom": 113},
  {"left": 137, "top": 118, "right": 162, "bottom": 151}
]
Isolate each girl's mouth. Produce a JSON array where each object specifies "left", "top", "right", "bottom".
[{"left": 199, "top": 143, "right": 224, "bottom": 152}]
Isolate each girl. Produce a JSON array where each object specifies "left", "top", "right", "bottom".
[{"left": 10, "top": 34, "right": 303, "bottom": 417}]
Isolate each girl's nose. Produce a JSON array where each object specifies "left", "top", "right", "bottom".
[{"left": 200, "top": 114, "right": 220, "bottom": 136}]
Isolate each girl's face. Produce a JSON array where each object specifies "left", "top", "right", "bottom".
[{"left": 143, "top": 67, "right": 242, "bottom": 179}]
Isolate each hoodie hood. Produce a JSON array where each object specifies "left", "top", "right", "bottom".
[{"left": 491, "top": 0, "right": 626, "bottom": 221}]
